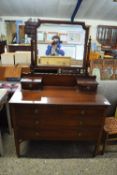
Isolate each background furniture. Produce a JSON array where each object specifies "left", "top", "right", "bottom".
[
  {"left": 102, "top": 59, "right": 115, "bottom": 79},
  {"left": 15, "top": 51, "right": 31, "bottom": 65},
  {"left": 90, "top": 59, "right": 103, "bottom": 80},
  {"left": 90, "top": 59, "right": 117, "bottom": 80},
  {"left": 97, "top": 25, "right": 117, "bottom": 49},
  {"left": 7, "top": 44, "right": 31, "bottom": 52},
  {"left": 1, "top": 52, "right": 15, "bottom": 65},
  {"left": 1, "top": 51, "right": 31, "bottom": 66},
  {"left": 102, "top": 108, "right": 117, "bottom": 154}
]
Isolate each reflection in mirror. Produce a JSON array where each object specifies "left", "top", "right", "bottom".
[{"left": 37, "top": 23, "right": 87, "bottom": 67}]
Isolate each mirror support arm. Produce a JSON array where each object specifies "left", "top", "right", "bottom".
[{"left": 86, "top": 36, "right": 91, "bottom": 74}]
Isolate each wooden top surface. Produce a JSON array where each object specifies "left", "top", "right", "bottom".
[
  {"left": 4, "top": 66, "right": 21, "bottom": 78},
  {"left": 9, "top": 86, "right": 110, "bottom": 106}
]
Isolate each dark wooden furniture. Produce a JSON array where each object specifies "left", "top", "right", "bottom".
[
  {"left": 97, "top": 25, "right": 117, "bottom": 56},
  {"left": 8, "top": 19, "right": 110, "bottom": 158},
  {"left": 9, "top": 86, "right": 110, "bottom": 157},
  {"left": 7, "top": 44, "right": 31, "bottom": 52}
]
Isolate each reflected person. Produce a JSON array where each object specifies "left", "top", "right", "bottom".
[{"left": 46, "top": 35, "right": 65, "bottom": 56}]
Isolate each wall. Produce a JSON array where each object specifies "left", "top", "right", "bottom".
[
  {"left": 0, "top": 16, "right": 117, "bottom": 46},
  {"left": 0, "top": 20, "right": 7, "bottom": 39},
  {"left": 1, "top": 17, "right": 117, "bottom": 38}
]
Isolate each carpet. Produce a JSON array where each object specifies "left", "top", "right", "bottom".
[{"left": 0, "top": 133, "right": 117, "bottom": 175}]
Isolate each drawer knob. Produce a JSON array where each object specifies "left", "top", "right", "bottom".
[
  {"left": 77, "top": 132, "right": 82, "bottom": 137},
  {"left": 78, "top": 132, "right": 82, "bottom": 137},
  {"left": 35, "top": 121, "right": 39, "bottom": 125},
  {"left": 35, "top": 132, "right": 39, "bottom": 136},
  {"left": 29, "top": 83, "right": 32, "bottom": 88},
  {"left": 34, "top": 109, "right": 38, "bottom": 114},
  {"left": 81, "top": 110, "right": 85, "bottom": 115},
  {"left": 79, "top": 121, "right": 83, "bottom": 125}
]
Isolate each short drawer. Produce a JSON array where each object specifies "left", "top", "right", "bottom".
[
  {"left": 61, "top": 106, "right": 106, "bottom": 117},
  {"left": 13, "top": 104, "right": 60, "bottom": 119}
]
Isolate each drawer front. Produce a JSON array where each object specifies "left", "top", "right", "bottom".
[
  {"left": 34, "top": 106, "right": 106, "bottom": 118},
  {"left": 16, "top": 115, "right": 104, "bottom": 130},
  {"left": 17, "top": 127, "right": 100, "bottom": 141},
  {"left": 13, "top": 104, "right": 60, "bottom": 119},
  {"left": 14, "top": 105, "right": 105, "bottom": 128},
  {"left": 61, "top": 106, "right": 106, "bottom": 117},
  {"left": 14, "top": 105, "right": 106, "bottom": 118},
  {"left": 38, "top": 116, "right": 104, "bottom": 127}
]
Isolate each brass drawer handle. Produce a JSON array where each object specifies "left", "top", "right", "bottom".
[
  {"left": 79, "top": 121, "right": 83, "bottom": 125},
  {"left": 77, "top": 132, "right": 82, "bottom": 137},
  {"left": 35, "top": 120, "right": 39, "bottom": 125},
  {"left": 81, "top": 110, "right": 85, "bottom": 115},
  {"left": 35, "top": 132, "right": 39, "bottom": 136},
  {"left": 34, "top": 109, "right": 39, "bottom": 114},
  {"left": 29, "top": 83, "right": 32, "bottom": 88}
]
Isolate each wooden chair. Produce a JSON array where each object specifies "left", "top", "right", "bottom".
[{"left": 102, "top": 107, "right": 117, "bottom": 154}]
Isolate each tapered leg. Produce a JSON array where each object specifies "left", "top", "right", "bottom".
[
  {"left": 14, "top": 138, "right": 20, "bottom": 157},
  {"left": 93, "top": 131, "right": 103, "bottom": 157},
  {"left": 101, "top": 132, "right": 108, "bottom": 155}
]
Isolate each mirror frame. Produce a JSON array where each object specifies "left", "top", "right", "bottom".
[{"left": 25, "top": 19, "right": 90, "bottom": 70}]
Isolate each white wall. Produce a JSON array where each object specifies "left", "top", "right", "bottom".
[
  {"left": 0, "top": 16, "right": 117, "bottom": 47},
  {"left": 1, "top": 16, "right": 117, "bottom": 37},
  {"left": 0, "top": 20, "right": 7, "bottom": 38}
]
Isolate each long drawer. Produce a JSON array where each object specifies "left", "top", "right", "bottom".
[
  {"left": 16, "top": 115, "right": 104, "bottom": 129},
  {"left": 17, "top": 127, "right": 100, "bottom": 140},
  {"left": 13, "top": 105, "right": 106, "bottom": 118}
]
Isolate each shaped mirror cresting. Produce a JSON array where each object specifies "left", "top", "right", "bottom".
[
  {"left": 25, "top": 19, "right": 90, "bottom": 70},
  {"left": 37, "top": 23, "right": 86, "bottom": 67}
]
